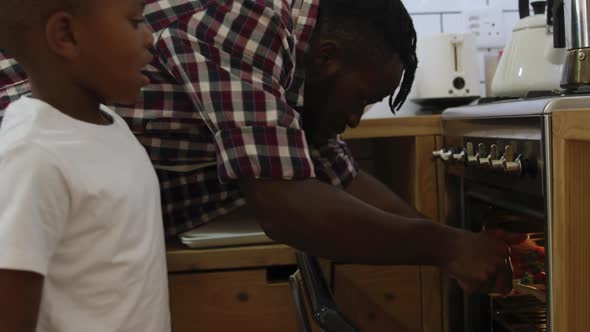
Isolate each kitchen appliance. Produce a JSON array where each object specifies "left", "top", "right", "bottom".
[
  {"left": 411, "top": 33, "right": 481, "bottom": 108},
  {"left": 491, "top": 1, "right": 566, "bottom": 97},
  {"left": 433, "top": 93, "right": 590, "bottom": 331},
  {"left": 561, "top": 0, "right": 590, "bottom": 88},
  {"left": 289, "top": 253, "right": 360, "bottom": 332},
  {"left": 178, "top": 209, "right": 273, "bottom": 249}
]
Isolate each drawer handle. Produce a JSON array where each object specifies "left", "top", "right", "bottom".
[{"left": 266, "top": 265, "right": 298, "bottom": 284}]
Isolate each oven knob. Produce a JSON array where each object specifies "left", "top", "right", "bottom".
[
  {"left": 432, "top": 148, "right": 453, "bottom": 161},
  {"left": 478, "top": 143, "right": 490, "bottom": 167},
  {"left": 489, "top": 144, "right": 504, "bottom": 170},
  {"left": 452, "top": 149, "right": 466, "bottom": 162},
  {"left": 466, "top": 142, "right": 478, "bottom": 165},
  {"left": 502, "top": 145, "right": 522, "bottom": 175},
  {"left": 432, "top": 149, "right": 443, "bottom": 159}
]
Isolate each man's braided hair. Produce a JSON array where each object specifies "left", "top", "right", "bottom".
[{"left": 316, "top": 0, "right": 418, "bottom": 113}]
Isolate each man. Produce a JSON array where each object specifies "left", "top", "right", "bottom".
[{"left": 0, "top": 0, "right": 520, "bottom": 293}]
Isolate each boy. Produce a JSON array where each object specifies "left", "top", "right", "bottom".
[{"left": 0, "top": 1, "right": 170, "bottom": 331}]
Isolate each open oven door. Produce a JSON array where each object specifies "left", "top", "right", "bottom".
[{"left": 288, "top": 252, "right": 361, "bottom": 332}]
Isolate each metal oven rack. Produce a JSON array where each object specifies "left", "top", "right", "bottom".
[{"left": 493, "top": 295, "right": 547, "bottom": 332}]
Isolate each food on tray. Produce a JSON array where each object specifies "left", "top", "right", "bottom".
[{"left": 511, "top": 246, "right": 545, "bottom": 286}]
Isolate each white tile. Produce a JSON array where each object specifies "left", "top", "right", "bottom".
[
  {"left": 464, "top": 6, "right": 507, "bottom": 48},
  {"left": 442, "top": 13, "right": 466, "bottom": 33},
  {"left": 463, "top": 0, "right": 490, "bottom": 11},
  {"left": 480, "top": 49, "right": 504, "bottom": 82},
  {"left": 402, "top": 0, "right": 463, "bottom": 13},
  {"left": 502, "top": 11, "right": 520, "bottom": 41},
  {"left": 478, "top": 50, "right": 488, "bottom": 82},
  {"left": 489, "top": 0, "right": 519, "bottom": 11},
  {"left": 481, "top": 82, "right": 488, "bottom": 97},
  {"left": 412, "top": 14, "right": 443, "bottom": 38},
  {"left": 363, "top": 99, "right": 421, "bottom": 118}
]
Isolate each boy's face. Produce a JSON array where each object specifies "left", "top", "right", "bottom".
[{"left": 72, "top": 0, "right": 153, "bottom": 104}]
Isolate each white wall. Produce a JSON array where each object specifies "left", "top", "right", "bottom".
[{"left": 364, "top": 0, "right": 522, "bottom": 118}]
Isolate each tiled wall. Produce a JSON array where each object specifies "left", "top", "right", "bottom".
[{"left": 365, "top": 0, "right": 522, "bottom": 118}]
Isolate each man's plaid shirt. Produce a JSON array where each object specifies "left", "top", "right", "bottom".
[{"left": 0, "top": 0, "right": 359, "bottom": 236}]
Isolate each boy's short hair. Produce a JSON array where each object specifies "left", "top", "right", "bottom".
[{"left": 0, "top": 0, "right": 77, "bottom": 57}]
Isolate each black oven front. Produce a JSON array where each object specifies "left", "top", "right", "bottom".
[{"left": 440, "top": 115, "right": 552, "bottom": 332}]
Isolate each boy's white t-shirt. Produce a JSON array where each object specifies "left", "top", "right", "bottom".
[{"left": 0, "top": 96, "right": 170, "bottom": 332}]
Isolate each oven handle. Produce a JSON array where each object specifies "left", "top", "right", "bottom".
[{"left": 465, "top": 191, "right": 545, "bottom": 221}]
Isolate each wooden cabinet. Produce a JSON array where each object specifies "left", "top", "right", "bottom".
[
  {"left": 333, "top": 265, "right": 423, "bottom": 332},
  {"left": 334, "top": 132, "right": 445, "bottom": 332},
  {"left": 169, "top": 267, "right": 299, "bottom": 332},
  {"left": 167, "top": 244, "right": 301, "bottom": 332},
  {"left": 551, "top": 110, "right": 590, "bottom": 332},
  {"left": 167, "top": 116, "right": 446, "bottom": 332}
]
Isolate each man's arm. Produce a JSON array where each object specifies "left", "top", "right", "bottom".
[
  {"left": 239, "top": 177, "right": 522, "bottom": 293},
  {"left": 345, "top": 170, "right": 423, "bottom": 218},
  {"left": 0, "top": 270, "right": 43, "bottom": 332}
]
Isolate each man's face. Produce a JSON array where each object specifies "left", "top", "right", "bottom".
[
  {"left": 303, "top": 54, "right": 404, "bottom": 145},
  {"left": 72, "top": 0, "right": 154, "bottom": 104}
]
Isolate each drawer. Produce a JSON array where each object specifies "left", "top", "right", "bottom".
[
  {"left": 333, "top": 265, "right": 423, "bottom": 332},
  {"left": 169, "top": 266, "right": 300, "bottom": 332}
]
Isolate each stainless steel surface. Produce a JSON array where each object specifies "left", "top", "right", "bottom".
[
  {"left": 561, "top": 0, "right": 590, "bottom": 88},
  {"left": 442, "top": 95, "right": 590, "bottom": 120},
  {"left": 289, "top": 271, "right": 313, "bottom": 332},
  {"left": 443, "top": 98, "right": 550, "bottom": 119},
  {"left": 444, "top": 116, "right": 544, "bottom": 141},
  {"left": 493, "top": 295, "right": 548, "bottom": 331},
  {"left": 295, "top": 253, "right": 360, "bottom": 332},
  {"left": 561, "top": 48, "right": 590, "bottom": 88},
  {"left": 570, "top": 0, "right": 590, "bottom": 48},
  {"left": 441, "top": 98, "right": 555, "bottom": 331},
  {"left": 543, "top": 115, "right": 555, "bottom": 332}
]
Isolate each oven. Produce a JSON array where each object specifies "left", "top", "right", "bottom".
[{"left": 435, "top": 95, "right": 590, "bottom": 332}]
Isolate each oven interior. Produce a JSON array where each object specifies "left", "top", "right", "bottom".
[{"left": 446, "top": 176, "right": 549, "bottom": 332}]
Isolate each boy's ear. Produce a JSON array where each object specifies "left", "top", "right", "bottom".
[
  {"left": 45, "top": 11, "right": 79, "bottom": 59},
  {"left": 308, "top": 39, "right": 344, "bottom": 80}
]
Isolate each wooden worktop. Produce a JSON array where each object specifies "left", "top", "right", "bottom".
[
  {"left": 166, "top": 240, "right": 295, "bottom": 273},
  {"left": 342, "top": 115, "right": 441, "bottom": 139}
]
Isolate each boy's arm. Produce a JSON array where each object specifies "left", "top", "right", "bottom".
[{"left": 0, "top": 270, "right": 43, "bottom": 332}]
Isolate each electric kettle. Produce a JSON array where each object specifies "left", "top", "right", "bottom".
[{"left": 491, "top": 0, "right": 566, "bottom": 97}]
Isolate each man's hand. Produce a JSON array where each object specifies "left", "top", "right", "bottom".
[
  {"left": 444, "top": 230, "right": 527, "bottom": 294},
  {"left": 239, "top": 176, "right": 528, "bottom": 295},
  {"left": 0, "top": 269, "right": 43, "bottom": 332}
]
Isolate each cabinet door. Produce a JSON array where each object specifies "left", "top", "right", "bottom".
[
  {"left": 169, "top": 268, "right": 300, "bottom": 332},
  {"left": 333, "top": 265, "right": 423, "bottom": 332},
  {"left": 552, "top": 110, "right": 590, "bottom": 332}
]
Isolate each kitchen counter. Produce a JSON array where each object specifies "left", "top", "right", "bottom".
[
  {"left": 166, "top": 240, "right": 296, "bottom": 273},
  {"left": 342, "top": 115, "right": 441, "bottom": 139}
]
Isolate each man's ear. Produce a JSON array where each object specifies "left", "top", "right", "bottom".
[
  {"left": 45, "top": 11, "right": 79, "bottom": 59},
  {"left": 308, "top": 39, "right": 344, "bottom": 80}
]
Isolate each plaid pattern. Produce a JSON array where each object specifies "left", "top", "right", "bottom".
[
  {"left": 0, "top": 53, "right": 29, "bottom": 114},
  {"left": 0, "top": 0, "right": 359, "bottom": 236}
]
